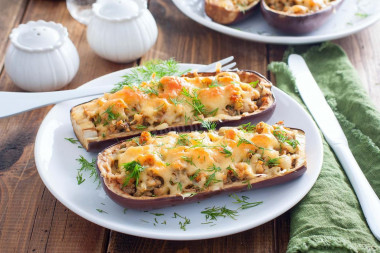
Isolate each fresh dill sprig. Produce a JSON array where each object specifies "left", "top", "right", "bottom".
[
  {"left": 112, "top": 59, "right": 190, "bottom": 92},
  {"left": 249, "top": 80, "right": 259, "bottom": 88},
  {"left": 238, "top": 122, "right": 256, "bottom": 132},
  {"left": 172, "top": 212, "right": 191, "bottom": 231},
  {"left": 189, "top": 169, "right": 201, "bottom": 181},
  {"left": 201, "top": 206, "right": 238, "bottom": 221},
  {"left": 122, "top": 161, "right": 145, "bottom": 187},
  {"left": 237, "top": 137, "right": 254, "bottom": 147},
  {"left": 266, "top": 157, "right": 280, "bottom": 167},
  {"left": 219, "top": 144, "right": 232, "bottom": 158},
  {"left": 230, "top": 194, "right": 263, "bottom": 210},
  {"left": 176, "top": 133, "right": 190, "bottom": 146},
  {"left": 273, "top": 128, "right": 299, "bottom": 149},
  {"left": 76, "top": 155, "right": 99, "bottom": 185},
  {"left": 181, "top": 156, "right": 195, "bottom": 166},
  {"left": 200, "top": 119, "right": 217, "bottom": 131},
  {"left": 65, "top": 137, "right": 79, "bottom": 144}
]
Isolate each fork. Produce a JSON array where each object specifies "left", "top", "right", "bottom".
[{"left": 0, "top": 56, "right": 236, "bottom": 119}]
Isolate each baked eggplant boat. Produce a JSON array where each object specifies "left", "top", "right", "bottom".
[
  {"left": 205, "top": 0, "right": 260, "bottom": 24},
  {"left": 97, "top": 122, "right": 306, "bottom": 210},
  {"left": 71, "top": 70, "right": 275, "bottom": 151},
  {"left": 261, "top": 0, "right": 344, "bottom": 34}
]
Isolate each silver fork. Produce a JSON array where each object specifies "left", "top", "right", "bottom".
[{"left": 0, "top": 56, "right": 236, "bottom": 118}]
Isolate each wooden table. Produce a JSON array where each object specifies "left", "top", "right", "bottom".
[{"left": 1, "top": 0, "right": 379, "bottom": 252}]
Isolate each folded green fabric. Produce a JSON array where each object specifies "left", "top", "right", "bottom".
[{"left": 268, "top": 42, "right": 380, "bottom": 253}]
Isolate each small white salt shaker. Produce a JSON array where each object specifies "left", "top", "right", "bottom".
[
  {"left": 5, "top": 20, "right": 79, "bottom": 92},
  {"left": 87, "top": 0, "right": 158, "bottom": 63}
]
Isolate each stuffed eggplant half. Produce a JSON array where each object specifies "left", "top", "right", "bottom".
[
  {"left": 71, "top": 70, "right": 275, "bottom": 151},
  {"left": 97, "top": 122, "right": 306, "bottom": 210},
  {"left": 205, "top": 0, "right": 260, "bottom": 24}
]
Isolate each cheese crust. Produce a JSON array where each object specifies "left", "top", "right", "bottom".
[
  {"left": 97, "top": 122, "right": 306, "bottom": 199},
  {"left": 265, "top": 0, "right": 335, "bottom": 14}
]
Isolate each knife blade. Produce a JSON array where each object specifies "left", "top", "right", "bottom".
[{"left": 288, "top": 54, "right": 380, "bottom": 241}]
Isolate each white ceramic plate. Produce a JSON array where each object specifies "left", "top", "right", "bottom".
[
  {"left": 172, "top": 0, "right": 380, "bottom": 44},
  {"left": 35, "top": 64, "right": 323, "bottom": 240}
]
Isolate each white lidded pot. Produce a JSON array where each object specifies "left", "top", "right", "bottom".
[
  {"left": 86, "top": 0, "right": 158, "bottom": 63},
  {"left": 5, "top": 20, "right": 79, "bottom": 92}
]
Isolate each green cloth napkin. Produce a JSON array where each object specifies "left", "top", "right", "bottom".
[{"left": 268, "top": 42, "right": 380, "bottom": 253}]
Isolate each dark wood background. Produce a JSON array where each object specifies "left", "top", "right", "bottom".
[{"left": 0, "top": 0, "right": 379, "bottom": 252}]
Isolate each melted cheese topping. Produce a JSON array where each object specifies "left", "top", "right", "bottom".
[
  {"left": 71, "top": 71, "right": 272, "bottom": 139},
  {"left": 99, "top": 122, "right": 305, "bottom": 198},
  {"left": 265, "top": 0, "right": 335, "bottom": 14}
]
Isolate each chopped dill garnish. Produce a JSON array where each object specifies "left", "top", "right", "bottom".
[
  {"left": 76, "top": 171, "right": 85, "bottom": 185},
  {"left": 209, "top": 80, "right": 222, "bottom": 88},
  {"left": 169, "top": 97, "right": 183, "bottom": 105},
  {"left": 122, "top": 161, "right": 145, "bottom": 187},
  {"left": 189, "top": 169, "right": 201, "bottom": 181},
  {"left": 238, "top": 122, "right": 256, "bottom": 132},
  {"left": 172, "top": 212, "right": 191, "bottom": 231},
  {"left": 65, "top": 137, "right": 79, "bottom": 144},
  {"left": 177, "top": 182, "right": 183, "bottom": 192},
  {"left": 230, "top": 194, "right": 263, "bottom": 210},
  {"left": 76, "top": 155, "right": 99, "bottom": 184},
  {"left": 219, "top": 144, "right": 232, "bottom": 158},
  {"left": 273, "top": 128, "right": 299, "bottom": 149},
  {"left": 176, "top": 133, "right": 190, "bottom": 146},
  {"left": 181, "top": 88, "right": 218, "bottom": 117},
  {"left": 112, "top": 59, "right": 190, "bottom": 92},
  {"left": 226, "top": 165, "right": 238, "bottom": 177},
  {"left": 140, "top": 86, "right": 159, "bottom": 96},
  {"left": 200, "top": 119, "right": 217, "bottom": 131},
  {"left": 249, "top": 80, "right": 259, "bottom": 88},
  {"left": 103, "top": 105, "right": 119, "bottom": 121},
  {"left": 96, "top": 209, "right": 108, "bottom": 214},
  {"left": 181, "top": 156, "right": 195, "bottom": 166},
  {"left": 242, "top": 180, "right": 252, "bottom": 189},
  {"left": 237, "top": 137, "right": 254, "bottom": 147},
  {"left": 201, "top": 206, "right": 238, "bottom": 221},
  {"left": 266, "top": 157, "right": 280, "bottom": 167},
  {"left": 136, "top": 124, "right": 148, "bottom": 130},
  {"left": 150, "top": 212, "right": 164, "bottom": 216},
  {"left": 205, "top": 172, "right": 221, "bottom": 187}
]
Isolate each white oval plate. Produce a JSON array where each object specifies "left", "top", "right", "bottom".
[
  {"left": 172, "top": 0, "right": 380, "bottom": 44},
  {"left": 35, "top": 64, "right": 322, "bottom": 240}
]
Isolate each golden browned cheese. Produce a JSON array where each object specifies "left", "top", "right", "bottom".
[
  {"left": 98, "top": 122, "right": 306, "bottom": 198},
  {"left": 71, "top": 71, "right": 272, "bottom": 143}
]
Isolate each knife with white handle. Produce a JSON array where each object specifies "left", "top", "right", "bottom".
[{"left": 288, "top": 54, "right": 380, "bottom": 241}]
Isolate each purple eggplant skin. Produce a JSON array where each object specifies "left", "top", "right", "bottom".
[
  {"left": 260, "top": 0, "right": 344, "bottom": 35},
  {"left": 96, "top": 129, "right": 306, "bottom": 210},
  {"left": 71, "top": 70, "right": 276, "bottom": 152},
  {"left": 97, "top": 165, "right": 306, "bottom": 210}
]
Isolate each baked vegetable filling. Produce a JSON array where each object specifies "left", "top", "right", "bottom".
[
  {"left": 71, "top": 71, "right": 272, "bottom": 138},
  {"left": 98, "top": 122, "right": 305, "bottom": 198},
  {"left": 265, "top": 0, "right": 335, "bottom": 14}
]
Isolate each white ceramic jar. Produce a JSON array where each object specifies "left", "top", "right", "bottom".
[
  {"left": 86, "top": 0, "right": 158, "bottom": 63},
  {"left": 5, "top": 20, "right": 79, "bottom": 92}
]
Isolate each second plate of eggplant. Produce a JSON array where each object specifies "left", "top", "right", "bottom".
[
  {"left": 34, "top": 64, "right": 323, "bottom": 240},
  {"left": 172, "top": 0, "right": 380, "bottom": 44}
]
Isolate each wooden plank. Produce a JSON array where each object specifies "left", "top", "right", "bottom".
[
  {"left": 0, "top": 0, "right": 29, "bottom": 72},
  {"left": 107, "top": 1, "right": 275, "bottom": 252},
  {"left": 335, "top": 21, "right": 380, "bottom": 112},
  {"left": 107, "top": 221, "right": 274, "bottom": 253}
]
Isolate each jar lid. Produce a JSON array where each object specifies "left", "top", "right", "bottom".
[
  {"left": 93, "top": 0, "right": 147, "bottom": 22},
  {"left": 10, "top": 20, "right": 68, "bottom": 52}
]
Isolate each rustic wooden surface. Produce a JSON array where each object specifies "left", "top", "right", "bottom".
[{"left": 0, "top": 0, "right": 379, "bottom": 252}]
